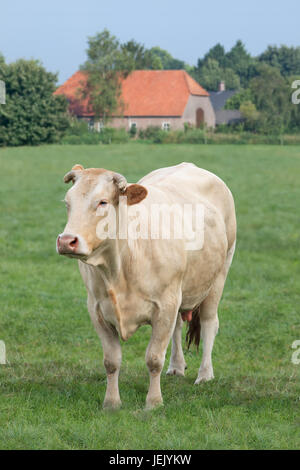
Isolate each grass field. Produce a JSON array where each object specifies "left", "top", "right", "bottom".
[{"left": 0, "top": 143, "right": 299, "bottom": 450}]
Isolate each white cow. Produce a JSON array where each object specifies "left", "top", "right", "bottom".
[{"left": 57, "top": 162, "right": 236, "bottom": 409}]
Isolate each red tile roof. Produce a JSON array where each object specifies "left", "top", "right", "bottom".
[{"left": 55, "top": 70, "right": 209, "bottom": 117}]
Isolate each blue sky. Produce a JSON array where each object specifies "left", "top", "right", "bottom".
[{"left": 1, "top": 0, "right": 299, "bottom": 84}]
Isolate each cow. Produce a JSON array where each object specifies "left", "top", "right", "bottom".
[{"left": 56, "top": 162, "right": 236, "bottom": 409}]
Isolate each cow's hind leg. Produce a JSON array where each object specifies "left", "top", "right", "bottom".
[
  {"left": 166, "top": 314, "right": 186, "bottom": 376},
  {"left": 195, "top": 243, "right": 235, "bottom": 384},
  {"left": 194, "top": 272, "right": 224, "bottom": 384},
  {"left": 195, "top": 309, "right": 219, "bottom": 384}
]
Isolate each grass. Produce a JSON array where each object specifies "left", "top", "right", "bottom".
[{"left": 0, "top": 143, "right": 299, "bottom": 450}]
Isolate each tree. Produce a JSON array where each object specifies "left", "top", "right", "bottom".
[
  {"left": 224, "top": 40, "right": 254, "bottom": 86},
  {"left": 193, "top": 58, "right": 240, "bottom": 91},
  {"left": 149, "top": 47, "right": 186, "bottom": 70},
  {"left": 197, "top": 43, "right": 226, "bottom": 69},
  {"left": 193, "top": 42, "right": 245, "bottom": 90},
  {"left": 0, "top": 58, "right": 69, "bottom": 146},
  {"left": 259, "top": 45, "right": 300, "bottom": 77},
  {"left": 80, "top": 30, "right": 127, "bottom": 122},
  {"left": 239, "top": 101, "right": 260, "bottom": 130},
  {"left": 225, "top": 88, "right": 253, "bottom": 109},
  {"left": 121, "top": 41, "right": 162, "bottom": 70},
  {"left": 249, "top": 64, "right": 292, "bottom": 133}
]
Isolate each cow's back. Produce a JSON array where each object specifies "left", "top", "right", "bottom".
[{"left": 139, "top": 162, "right": 236, "bottom": 249}]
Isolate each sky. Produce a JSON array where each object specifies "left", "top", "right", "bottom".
[{"left": 0, "top": 0, "right": 299, "bottom": 84}]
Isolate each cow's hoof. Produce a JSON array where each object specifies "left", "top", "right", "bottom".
[
  {"left": 166, "top": 367, "right": 185, "bottom": 377},
  {"left": 194, "top": 371, "right": 214, "bottom": 384},
  {"left": 145, "top": 396, "right": 163, "bottom": 410},
  {"left": 103, "top": 399, "right": 122, "bottom": 410}
]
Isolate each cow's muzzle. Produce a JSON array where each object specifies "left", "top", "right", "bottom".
[{"left": 56, "top": 233, "right": 79, "bottom": 255}]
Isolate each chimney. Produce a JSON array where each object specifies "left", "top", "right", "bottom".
[{"left": 218, "top": 81, "right": 225, "bottom": 92}]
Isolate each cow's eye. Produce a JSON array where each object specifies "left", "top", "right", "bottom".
[{"left": 98, "top": 200, "right": 108, "bottom": 207}]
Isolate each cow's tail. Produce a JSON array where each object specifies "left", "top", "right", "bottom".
[{"left": 186, "top": 304, "right": 201, "bottom": 351}]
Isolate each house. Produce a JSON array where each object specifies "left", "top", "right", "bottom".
[
  {"left": 54, "top": 70, "right": 216, "bottom": 130},
  {"left": 209, "top": 81, "right": 243, "bottom": 125}
]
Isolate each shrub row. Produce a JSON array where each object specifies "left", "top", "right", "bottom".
[
  {"left": 60, "top": 120, "right": 300, "bottom": 145},
  {"left": 137, "top": 126, "right": 300, "bottom": 145},
  {"left": 60, "top": 120, "right": 129, "bottom": 145}
]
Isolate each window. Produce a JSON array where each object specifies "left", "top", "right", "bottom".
[
  {"left": 88, "top": 119, "right": 104, "bottom": 132},
  {"left": 162, "top": 122, "right": 170, "bottom": 131},
  {"left": 95, "top": 120, "right": 104, "bottom": 132},
  {"left": 129, "top": 122, "right": 137, "bottom": 136}
]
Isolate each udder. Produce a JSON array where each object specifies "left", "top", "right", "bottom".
[{"left": 181, "top": 310, "right": 193, "bottom": 322}]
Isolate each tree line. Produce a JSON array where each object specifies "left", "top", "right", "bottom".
[
  {"left": 194, "top": 41, "right": 300, "bottom": 134},
  {"left": 1, "top": 30, "right": 300, "bottom": 146}
]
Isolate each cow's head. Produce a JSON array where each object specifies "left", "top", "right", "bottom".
[{"left": 56, "top": 164, "right": 147, "bottom": 261}]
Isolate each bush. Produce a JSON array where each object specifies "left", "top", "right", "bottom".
[
  {"left": 138, "top": 126, "right": 163, "bottom": 142},
  {"left": 161, "top": 130, "right": 184, "bottom": 143},
  {"left": 215, "top": 122, "right": 245, "bottom": 134},
  {"left": 129, "top": 125, "right": 137, "bottom": 138},
  {"left": 60, "top": 122, "right": 129, "bottom": 145},
  {"left": 137, "top": 126, "right": 206, "bottom": 144},
  {"left": 65, "top": 118, "right": 90, "bottom": 136},
  {"left": 179, "top": 129, "right": 206, "bottom": 144},
  {"left": 0, "top": 58, "right": 70, "bottom": 146},
  {"left": 99, "top": 127, "right": 129, "bottom": 144}
]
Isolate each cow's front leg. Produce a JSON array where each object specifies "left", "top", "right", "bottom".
[
  {"left": 145, "top": 306, "right": 178, "bottom": 409},
  {"left": 166, "top": 313, "right": 186, "bottom": 376},
  {"left": 102, "top": 328, "right": 122, "bottom": 409},
  {"left": 88, "top": 302, "right": 122, "bottom": 409}
]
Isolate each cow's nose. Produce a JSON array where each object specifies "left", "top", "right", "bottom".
[{"left": 57, "top": 234, "right": 79, "bottom": 254}]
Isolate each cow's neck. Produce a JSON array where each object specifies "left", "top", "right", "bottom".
[
  {"left": 87, "top": 238, "right": 147, "bottom": 340},
  {"left": 88, "top": 239, "right": 139, "bottom": 292},
  {"left": 87, "top": 239, "right": 121, "bottom": 280}
]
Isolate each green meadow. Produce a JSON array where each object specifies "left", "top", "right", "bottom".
[{"left": 0, "top": 143, "right": 299, "bottom": 449}]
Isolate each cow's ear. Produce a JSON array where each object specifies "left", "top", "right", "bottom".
[
  {"left": 72, "top": 164, "right": 84, "bottom": 171},
  {"left": 63, "top": 164, "right": 84, "bottom": 184},
  {"left": 125, "top": 184, "right": 148, "bottom": 205}
]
